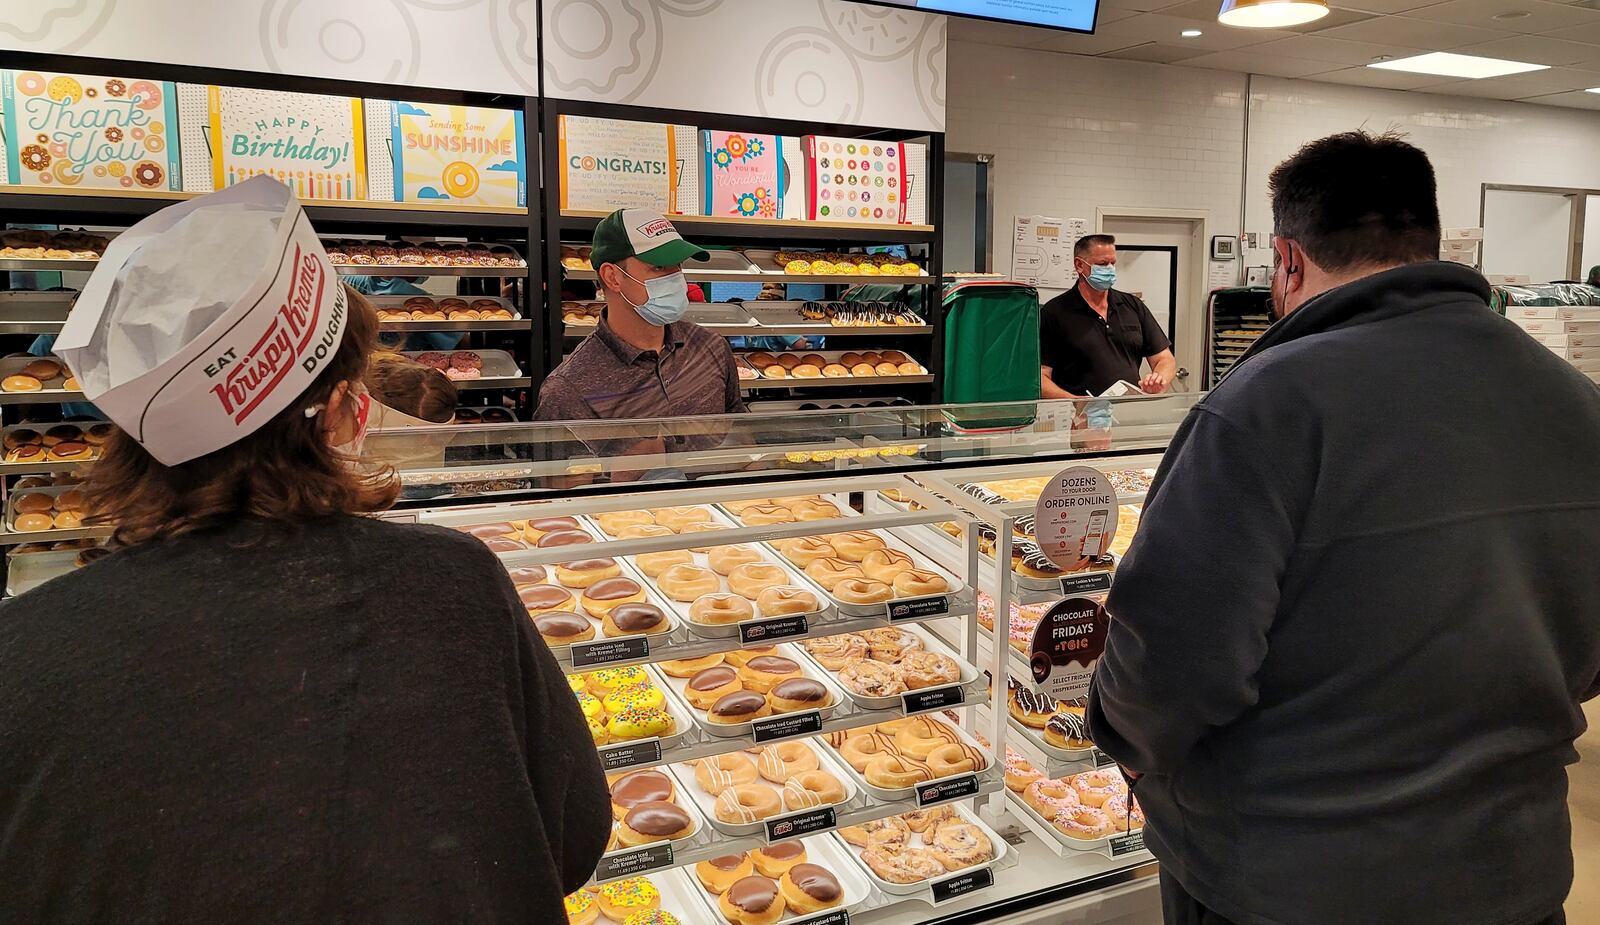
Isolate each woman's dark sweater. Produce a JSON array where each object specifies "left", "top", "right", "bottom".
[{"left": 0, "top": 515, "right": 610, "bottom": 924}]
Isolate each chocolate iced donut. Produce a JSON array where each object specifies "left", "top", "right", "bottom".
[
  {"left": 788, "top": 864, "right": 842, "bottom": 903},
  {"left": 771, "top": 678, "right": 829, "bottom": 705},
  {"left": 532, "top": 611, "right": 590, "bottom": 639},
  {"left": 506, "top": 566, "right": 547, "bottom": 585},
  {"left": 690, "top": 666, "right": 740, "bottom": 692},
  {"left": 586, "top": 577, "right": 642, "bottom": 600},
  {"left": 537, "top": 529, "right": 592, "bottom": 548},
  {"left": 710, "top": 691, "right": 768, "bottom": 720},
  {"left": 623, "top": 801, "right": 691, "bottom": 836},
  {"left": 611, "top": 769, "right": 673, "bottom": 809},
  {"left": 466, "top": 522, "right": 517, "bottom": 539},
  {"left": 518, "top": 584, "right": 573, "bottom": 612},
  {"left": 744, "top": 656, "right": 800, "bottom": 675},
  {"left": 609, "top": 603, "right": 668, "bottom": 634},
  {"left": 726, "top": 877, "right": 782, "bottom": 916}
]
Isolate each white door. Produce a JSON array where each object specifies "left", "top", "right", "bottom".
[
  {"left": 1101, "top": 215, "right": 1204, "bottom": 390},
  {"left": 1483, "top": 188, "right": 1573, "bottom": 283}
]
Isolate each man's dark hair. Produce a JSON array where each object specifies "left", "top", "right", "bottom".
[
  {"left": 1075, "top": 234, "right": 1115, "bottom": 259},
  {"left": 1270, "top": 130, "right": 1440, "bottom": 272}
]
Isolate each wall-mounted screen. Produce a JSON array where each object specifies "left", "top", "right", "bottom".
[{"left": 857, "top": 0, "right": 1099, "bottom": 35}]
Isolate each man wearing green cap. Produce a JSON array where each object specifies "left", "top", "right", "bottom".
[{"left": 536, "top": 208, "right": 746, "bottom": 424}]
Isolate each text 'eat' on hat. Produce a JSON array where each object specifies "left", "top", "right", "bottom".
[{"left": 590, "top": 208, "right": 709, "bottom": 269}]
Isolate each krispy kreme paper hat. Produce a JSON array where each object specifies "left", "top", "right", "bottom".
[
  {"left": 55, "top": 176, "right": 347, "bottom": 466},
  {"left": 590, "top": 208, "right": 710, "bottom": 269}
]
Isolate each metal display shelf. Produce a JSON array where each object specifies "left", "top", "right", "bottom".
[
  {"left": 558, "top": 209, "right": 936, "bottom": 244},
  {"left": 379, "top": 319, "right": 529, "bottom": 333},
  {"left": 565, "top": 323, "right": 931, "bottom": 339},
  {"left": 0, "top": 525, "right": 111, "bottom": 547},
  {"left": 0, "top": 258, "right": 98, "bottom": 273},
  {"left": 564, "top": 266, "right": 935, "bottom": 286},
  {"left": 332, "top": 264, "right": 524, "bottom": 277},
  {"left": 743, "top": 375, "right": 934, "bottom": 391},
  {"left": 452, "top": 377, "right": 532, "bottom": 391},
  {"left": 0, "top": 390, "right": 86, "bottom": 406}
]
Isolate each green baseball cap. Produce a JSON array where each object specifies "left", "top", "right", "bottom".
[{"left": 590, "top": 208, "right": 709, "bottom": 269}]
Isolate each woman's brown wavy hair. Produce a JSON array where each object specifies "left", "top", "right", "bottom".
[{"left": 85, "top": 286, "right": 399, "bottom": 546}]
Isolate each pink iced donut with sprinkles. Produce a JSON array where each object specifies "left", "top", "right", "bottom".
[
  {"left": 1102, "top": 794, "right": 1139, "bottom": 829},
  {"left": 1054, "top": 805, "right": 1113, "bottom": 841},
  {"left": 1070, "top": 769, "right": 1124, "bottom": 808}
]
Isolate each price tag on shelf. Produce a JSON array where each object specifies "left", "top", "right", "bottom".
[
  {"left": 915, "top": 773, "right": 981, "bottom": 808},
  {"left": 597, "top": 737, "right": 662, "bottom": 773},
  {"left": 752, "top": 709, "right": 823, "bottom": 744},
  {"left": 1091, "top": 748, "right": 1117, "bottom": 769},
  {"left": 888, "top": 595, "right": 949, "bottom": 622},
  {"left": 1059, "top": 570, "right": 1113, "bottom": 596},
  {"left": 739, "top": 614, "right": 809, "bottom": 646},
  {"left": 799, "top": 912, "right": 849, "bottom": 925},
  {"left": 570, "top": 635, "right": 650, "bottom": 669},
  {"left": 901, "top": 684, "right": 965, "bottom": 716},
  {"left": 763, "top": 806, "right": 838, "bottom": 843},
  {"left": 377, "top": 511, "right": 420, "bottom": 525},
  {"left": 1109, "top": 830, "right": 1146, "bottom": 857},
  {"left": 595, "top": 843, "right": 674, "bottom": 882},
  {"left": 931, "top": 867, "right": 995, "bottom": 904}
]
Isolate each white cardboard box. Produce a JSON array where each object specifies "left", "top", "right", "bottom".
[
  {"left": 1444, "top": 227, "right": 1484, "bottom": 241},
  {"left": 1527, "top": 333, "right": 1569, "bottom": 348},
  {"left": 1568, "top": 357, "right": 1600, "bottom": 374},
  {"left": 1514, "top": 317, "right": 1600, "bottom": 335},
  {"left": 1508, "top": 305, "right": 1600, "bottom": 322},
  {"left": 1440, "top": 251, "right": 1476, "bottom": 265},
  {"left": 1440, "top": 240, "right": 1479, "bottom": 253},
  {"left": 1488, "top": 274, "right": 1532, "bottom": 285}
]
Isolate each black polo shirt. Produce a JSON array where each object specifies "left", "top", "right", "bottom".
[{"left": 1040, "top": 285, "right": 1171, "bottom": 396}]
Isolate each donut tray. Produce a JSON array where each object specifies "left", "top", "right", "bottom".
[
  {"left": 605, "top": 768, "right": 708, "bottom": 860},
  {"left": 587, "top": 506, "right": 833, "bottom": 639},
  {"left": 736, "top": 349, "right": 929, "bottom": 387},
  {"left": 586, "top": 864, "right": 706, "bottom": 914},
  {"left": 1004, "top": 783, "right": 1145, "bottom": 855},
  {"left": 830, "top": 802, "right": 1009, "bottom": 897},
  {"left": 3, "top": 484, "right": 96, "bottom": 537},
  {"left": 6, "top": 543, "right": 89, "bottom": 595},
  {"left": 656, "top": 643, "right": 846, "bottom": 739},
  {"left": 397, "top": 348, "right": 524, "bottom": 383},
  {"left": 683, "top": 834, "right": 875, "bottom": 925},
  {"left": 518, "top": 552, "right": 679, "bottom": 653},
  {"left": 825, "top": 718, "right": 995, "bottom": 803},
  {"left": 795, "top": 624, "right": 983, "bottom": 711},
  {"left": 672, "top": 739, "right": 859, "bottom": 838},
  {"left": 577, "top": 663, "right": 697, "bottom": 757},
  {"left": 0, "top": 355, "right": 82, "bottom": 404}
]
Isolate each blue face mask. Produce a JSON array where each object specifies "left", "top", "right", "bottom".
[
  {"left": 618, "top": 267, "right": 690, "bottom": 326},
  {"left": 1086, "top": 264, "right": 1117, "bottom": 292}
]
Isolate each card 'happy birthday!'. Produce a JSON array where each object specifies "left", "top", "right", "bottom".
[
  {"left": 208, "top": 86, "right": 366, "bottom": 201},
  {"left": 3, "top": 70, "right": 182, "bottom": 191}
]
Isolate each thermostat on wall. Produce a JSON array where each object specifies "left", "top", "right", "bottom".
[{"left": 1211, "top": 236, "right": 1237, "bottom": 260}]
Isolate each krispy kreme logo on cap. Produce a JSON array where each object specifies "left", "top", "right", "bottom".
[
  {"left": 636, "top": 217, "right": 674, "bottom": 239},
  {"left": 207, "top": 244, "right": 339, "bottom": 423}
]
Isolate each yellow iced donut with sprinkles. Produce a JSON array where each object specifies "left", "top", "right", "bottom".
[
  {"left": 597, "top": 877, "right": 661, "bottom": 921},
  {"left": 607, "top": 707, "right": 675, "bottom": 741},
  {"left": 564, "top": 890, "right": 598, "bottom": 925},
  {"left": 586, "top": 665, "right": 648, "bottom": 697},
  {"left": 575, "top": 691, "right": 604, "bottom": 721},
  {"left": 602, "top": 682, "right": 665, "bottom": 715}
]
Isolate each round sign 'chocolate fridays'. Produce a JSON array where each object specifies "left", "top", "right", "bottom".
[{"left": 1028, "top": 595, "right": 1110, "bottom": 701}]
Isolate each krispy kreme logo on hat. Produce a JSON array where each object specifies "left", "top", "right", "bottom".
[
  {"left": 635, "top": 216, "right": 675, "bottom": 239},
  {"left": 208, "top": 242, "right": 339, "bottom": 422}
]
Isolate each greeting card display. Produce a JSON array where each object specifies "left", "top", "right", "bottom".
[
  {"left": 386, "top": 101, "right": 525, "bottom": 208},
  {"left": 805, "top": 136, "right": 908, "bottom": 225},
  {"left": 559, "top": 115, "right": 681, "bottom": 214},
  {"left": 208, "top": 86, "right": 366, "bottom": 201},
  {"left": 701, "top": 130, "right": 785, "bottom": 220},
  {"left": 2, "top": 70, "right": 182, "bottom": 191}
]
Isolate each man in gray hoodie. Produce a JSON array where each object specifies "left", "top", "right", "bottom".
[{"left": 1088, "top": 130, "right": 1600, "bottom": 925}]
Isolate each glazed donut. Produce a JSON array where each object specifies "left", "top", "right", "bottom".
[
  {"left": 893, "top": 568, "right": 950, "bottom": 597},
  {"left": 597, "top": 878, "right": 662, "bottom": 921},
  {"left": 695, "top": 752, "right": 760, "bottom": 795},
  {"left": 708, "top": 544, "right": 764, "bottom": 576},
  {"left": 738, "top": 503, "right": 795, "bottom": 526},
  {"left": 860, "top": 549, "right": 916, "bottom": 582},
  {"left": 708, "top": 690, "right": 772, "bottom": 725},
  {"left": 655, "top": 564, "right": 720, "bottom": 601},
  {"left": 849, "top": 362, "right": 876, "bottom": 377},
  {"left": 555, "top": 557, "right": 622, "bottom": 588},
  {"left": 746, "top": 351, "right": 777, "bottom": 368},
  {"left": 782, "top": 770, "right": 847, "bottom": 811},
  {"left": 690, "top": 592, "right": 755, "bottom": 626},
  {"left": 768, "top": 678, "right": 832, "bottom": 713},
  {"left": 894, "top": 717, "right": 961, "bottom": 759},
  {"left": 616, "top": 800, "right": 694, "bottom": 847},
  {"left": 1071, "top": 770, "right": 1125, "bottom": 808},
  {"left": 779, "top": 864, "right": 844, "bottom": 914},
  {"left": 821, "top": 363, "right": 850, "bottom": 378},
  {"left": 603, "top": 603, "right": 670, "bottom": 638},
  {"left": 651, "top": 505, "right": 711, "bottom": 531},
  {"left": 860, "top": 846, "right": 946, "bottom": 884},
  {"left": 696, "top": 853, "right": 755, "bottom": 895},
  {"left": 676, "top": 521, "right": 728, "bottom": 552},
  {"left": 900, "top": 650, "right": 962, "bottom": 690},
  {"left": 839, "top": 814, "right": 909, "bottom": 848},
  {"left": 595, "top": 511, "right": 654, "bottom": 535},
  {"left": 736, "top": 655, "right": 802, "bottom": 694},
  {"left": 1054, "top": 805, "right": 1114, "bottom": 840},
  {"left": 714, "top": 784, "right": 784, "bottom": 824},
  {"left": 802, "top": 634, "right": 869, "bottom": 670},
  {"left": 790, "top": 363, "right": 823, "bottom": 379},
  {"left": 617, "top": 524, "right": 675, "bottom": 540},
  {"left": 789, "top": 499, "right": 841, "bottom": 521},
  {"left": 832, "top": 578, "right": 893, "bottom": 604},
  {"left": 835, "top": 730, "right": 897, "bottom": 772},
  {"left": 634, "top": 548, "right": 693, "bottom": 579},
  {"left": 750, "top": 842, "right": 807, "bottom": 878},
  {"left": 756, "top": 741, "right": 820, "bottom": 783},
  {"left": 928, "top": 818, "right": 995, "bottom": 870},
  {"left": 724, "top": 646, "right": 779, "bottom": 668},
  {"left": 760, "top": 365, "right": 789, "bottom": 380},
  {"left": 775, "top": 537, "right": 837, "bottom": 567},
  {"left": 827, "top": 531, "right": 887, "bottom": 562},
  {"left": 803, "top": 558, "right": 864, "bottom": 591},
  {"left": 1024, "top": 778, "right": 1079, "bottom": 816},
  {"left": 837, "top": 660, "right": 907, "bottom": 698},
  {"left": 728, "top": 562, "right": 788, "bottom": 599},
  {"left": 897, "top": 361, "right": 922, "bottom": 375},
  {"left": 926, "top": 742, "right": 987, "bottom": 778},
  {"left": 581, "top": 577, "right": 647, "bottom": 618},
  {"left": 865, "top": 752, "right": 933, "bottom": 789},
  {"left": 658, "top": 653, "right": 725, "bottom": 678},
  {"left": 683, "top": 664, "right": 741, "bottom": 709},
  {"left": 874, "top": 362, "right": 900, "bottom": 376}
]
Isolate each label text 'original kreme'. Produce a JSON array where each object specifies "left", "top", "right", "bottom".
[{"left": 205, "top": 246, "right": 339, "bottom": 423}]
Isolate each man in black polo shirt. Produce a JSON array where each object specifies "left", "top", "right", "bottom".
[{"left": 1039, "top": 234, "right": 1177, "bottom": 398}]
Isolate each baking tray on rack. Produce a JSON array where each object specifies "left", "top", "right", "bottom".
[
  {"left": 796, "top": 624, "right": 981, "bottom": 712},
  {"left": 0, "top": 355, "right": 81, "bottom": 403},
  {"left": 657, "top": 642, "right": 846, "bottom": 739},
  {"left": 738, "top": 349, "right": 928, "bottom": 380},
  {"left": 605, "top": 765, "right": 708, "bottom": 853},
  {"left": 398, "top": 348, "right": 524, "bottom": 385},
  {"left": 824, "top": 718, "right": 994, "bottom": 803},
  {"left": 1004, "top": 785, "right": 1145, "bottom": 855},
  {"left": 518, "top": 553, "right": 680, "bottom": 653},
  {"left": 685, "top": 833, "right": 875, "bottom": 925},
  {"left": 671, "top": 739, "right": 859, "bottom": 838},
  {"left": 0, "top": 291, "right": 74, "bottom": 334},
  {"left": 6, "top": 545, "right": 82, "bottom": 595},
  {"left": 579, "top": 663, "right": 697, "bottom": 759},
  {"left": 831, "top": 802, "right": 1008, "bottom": 898}
]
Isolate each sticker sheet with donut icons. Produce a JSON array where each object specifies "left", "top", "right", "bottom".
[
  {"left": 2, "top": 71, "right": 182, "bottom": 191},
  {"left": 804, "top": 136, "right": 908, "bottom": 226}
]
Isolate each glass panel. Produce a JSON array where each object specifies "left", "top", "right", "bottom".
[{"left": 367, "top": 394, "right": 1198, "bottom": 503}]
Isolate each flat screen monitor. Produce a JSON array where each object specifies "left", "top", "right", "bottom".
[{"left": 854, "top": 0, "right": 1099, "bottom": 35}]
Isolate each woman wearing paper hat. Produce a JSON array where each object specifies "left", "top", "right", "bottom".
[{"left": 0, "top": 178, "right": 610, "bottom": 922}]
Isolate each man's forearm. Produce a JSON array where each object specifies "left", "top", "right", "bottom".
[{"left": 1040, "top": 371, "right": 1075, "bottom": 400}]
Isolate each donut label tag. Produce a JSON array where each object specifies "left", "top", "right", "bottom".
[
  {"left": 902, "top": 684, "right": 965, "bottom": 716},
  {"left": 1058, "top": 570, "right": 1114, "bottom": 596},
  {"left": 597, "top": 737, "right": 662, "bottom": 773},
  {"left": 1033, "top": 467, "right": 1119, "bottom": 570},
  {"left": 752, "top": 709, "right": 823, "bottom": 743},
  {"left": 1109, "top": 830, "right": 1146, "bottom": 857},
  {"left": 931, "top": 867, "right": 995, "bottom": 904},
  {"left": 763, "top": 805, "right": 837, "bottom": 843},
  {"left": 570, "top": 635, "right": 650, "bottom": 669},
  {"left": 1091, "top": 748, "right": 1117, "bottom": 769},
  {"left": 916, "top": 773, "right": 981, "bottom": 807},
  {"left": 1028, "top": 595, "right": 1109, "bottom": 702},
  {"left": 887, "top": 595, "right": 950, "bottom": 621},
  {"left": 739, "top": 614, "right": 809, "bottom": 646},
  {"left": 594, "top": 842, "right": 673, "bottom": 883},
  {"left": 799, "top": 912, "right": 849, "bottom": 925}
]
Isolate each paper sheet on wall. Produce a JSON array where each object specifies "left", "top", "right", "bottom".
[
  {"left": 1208, "top": 261, "right": 1238, "bottom": 292},
  {"left": 1012, "top": 215, "right": 1086, "bottom": 290}
]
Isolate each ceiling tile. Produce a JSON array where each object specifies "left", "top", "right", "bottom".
[
  {"left": 1414, "top": 64, "right": 1600, "bottom": 95},
  {"left": 1404, "top": 0, "right": 1600, "bottom": 33},
  {"left": 1277, "top": 7, "right": 1384, "bottom": 31},
  {"left": 1097, "top": 11, "right": 1293, "bottom": 48},
  {"left": 1181, "top": 48, "right": 1350, "bottom": 75},
  {"left": 1551, "top": 19, "right": 1600, "bottom": 43},
  {"left": 1102, "top": 41, "right": 1217, "bottom": 61},
  {"left": 1310, "top": 63, "right": 1472, "bottom": 86},
  {"left": 1096, "top": 7, "right": 1145, "bottom": 25},
  {"left": 1028, "top": 24, "right": 1161, "bottom": 54},
  {"left": 1454, "top": 33, "right": 1600, "bottom": 65},
  {"left": 1335, "top": 0, "right": 1448, "bottom": 14},
  {"left": 1251, "top": 34, "right": 1426, "bottom": 63},
  {"left": 947, "top": 18, "right": 1061, "bottom": 47},
  {"left": 1315, "top": 13, "right": 1504, "bottom": 45},
  {"left": 1101, "top": 0, "right": 1195, "bottom": 12},
  {"left": 1519, "top": 87, "right": 1600, "bottom": 108}
]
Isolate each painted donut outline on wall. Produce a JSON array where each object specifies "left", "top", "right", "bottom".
[
  {"left": 402, "top": 0, "right": 485, "bottom": 11},
  {"left": 544, "top": 0, "right": 663, "bottom": 103},
  {"left": 913, "top": 18, "right": 947, "bottom": 131},
  {"left": 491, "top": 0, "right": 542, "bottom": 94},
  {"left": 655, "top": 0, "right": 726, "bottom": 15},
  {"left": 0, "top": 0, "right": 116, "bottom": 53},
  {"left": 755, "top": 28, "right": 864, "bottom": 125},
  {"left": 817, "top": 0, "right": 924, "bottom": 61},
  {"left": 260, "top": 0, "right": 422, "bottom": 83}
]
